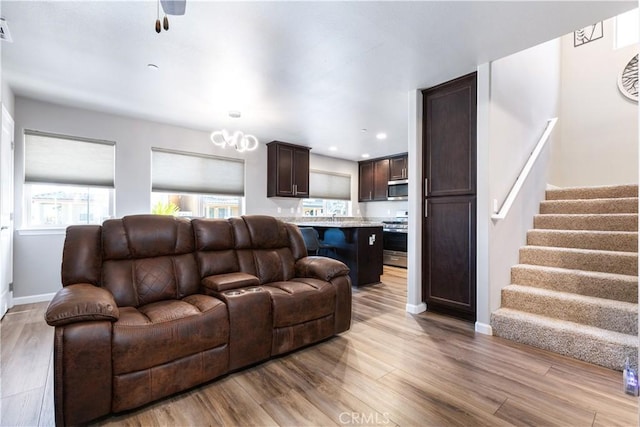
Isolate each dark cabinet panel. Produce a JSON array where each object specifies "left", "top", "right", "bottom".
[
  {"left": 423, "top": 196, "right": 476, "bottom": 318},
  {"left": 358, "top": 161, "right": 374, "bottom": 201},
  {"left": 373, "top": 159, "right": 389, "bottom": 200},
  {"left": 389, "top": 155, "right": 408, "bottom": 181},
  {"left": 293, "top": 147, "right": 309, "bottom": 196},
  {"left": 320, "top": 226, "right": 383, "bottom": 286},
  {"left": 425, "top": 76, "right": 476, "bottom": 197},
  {"left": 422, "top": 72, "right": 477, "bottom": 322},
  {"left": 358, "top": 158, "right": 389, "bottom": 202},
  {"left": 267, "top": 141, "right": 310, "bottom": 198}
]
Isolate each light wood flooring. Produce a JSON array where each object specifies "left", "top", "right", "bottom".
[{"left": 1, "top": 267, "right": 638, "bottom": 426}]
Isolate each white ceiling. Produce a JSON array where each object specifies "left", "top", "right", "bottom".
[{"left": 1, "top": 1, "right": 634, "bottom": 161}]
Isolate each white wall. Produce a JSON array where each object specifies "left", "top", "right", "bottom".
[
  {"left": 12, "top": 97, "right": 362, "bottom": 299},
  {"left": 476, "top": 39, "right": 561, "bottom": 328},
  {"left": 361, "top": 199, "right": 408, "bottom": 218},
  {"left": 2, "top": 80, "right": 14, "bottom": 117},
  {"left": 551, "top": 17, "right": 638, "bottom": 187}
]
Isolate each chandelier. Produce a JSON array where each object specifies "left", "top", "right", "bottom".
[{"left": 210, "top": 129, "right": 259, "bottom": 152}]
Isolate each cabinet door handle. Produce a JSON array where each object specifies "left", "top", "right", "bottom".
[
  {"left": 293, "top": 184, "right": 297, "bottom": 196},
  {"left": 369, "top": 191, "right": 372, "bottom": 200}
]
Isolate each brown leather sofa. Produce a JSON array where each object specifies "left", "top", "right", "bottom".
[{"left": 45, "top": 214, "right": 351, "bottom": 426}]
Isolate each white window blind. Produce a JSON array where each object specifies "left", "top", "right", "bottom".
[
  {"left": 24, "top": 131, "right": 115, "bottom": 187},
  {"left": 309, "top": 170, "right": 351, "bottom": 200},
  {"left": 152, "top": 148, "right": 245, "bottom": 196}
]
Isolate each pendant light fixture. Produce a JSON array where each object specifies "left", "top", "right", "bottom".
[
  {"left": 155, "top": 0, "right": 162, "bottom": 33},
  {"left": 210, "top": 130, "right": 259, "bottom": 153},
  {"left": 154, "top": 0, "right": 186, "bottom": 34}
]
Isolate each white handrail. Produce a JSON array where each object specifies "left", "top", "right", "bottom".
[{"left": 491, "top": 117, "right": 558, "bottom": 221}]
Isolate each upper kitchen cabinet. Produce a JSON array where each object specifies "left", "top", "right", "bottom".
[
  {"left": 358, "top": 158, "right": 389, "bottom": 201},
  {"left": 388, "top": 154, "right": 408, "bottom": 181},
  {"left": 267, "top": 141, "right": 310, "bottom": 198}
]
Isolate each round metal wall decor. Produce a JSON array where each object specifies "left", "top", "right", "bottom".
[{"left": 618, "top": 54, "right": 638, "bottom": 102}]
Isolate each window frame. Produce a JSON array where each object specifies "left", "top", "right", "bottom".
[{"left": 22, "top": 130, "right": 116, "bottom": 228}]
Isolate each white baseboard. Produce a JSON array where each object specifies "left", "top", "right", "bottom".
[
  {"left": 475, "top": 321, "right": 493, "bottom": 336},
  {"left": 406, "top": 302, "right": 427, "bottom": 314},
  {"left": 13, "top": 292, "right": 55, "bottom": 305}
]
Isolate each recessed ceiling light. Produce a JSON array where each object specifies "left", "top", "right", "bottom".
[
  {"left": 228, "top": 110, "right": 241, "bottom": 118},
  {"left": 361, "top": 128, "right": 368, "bottom": 133},
  {"left": 361, "top": 153, "right": 370, "bottom": 158},
  {"left": 376, "top": 132, "right": 387, "bottom": 140},
  {"left": 147, "top": 63, "right": 159, "bottom": 70},
  {"left": 329, "top": 146, "right": 337, "bottom": 151}
]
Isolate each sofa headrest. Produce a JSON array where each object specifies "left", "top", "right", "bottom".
[
  {"left": 192, "top": 218, "right": 235, "bottom": 251},
  {"left": 102, "top": 215, "right": 194, "bottom": 260},
  {"left": 238, "top": 215, "right": 289, "bottom": 249}
]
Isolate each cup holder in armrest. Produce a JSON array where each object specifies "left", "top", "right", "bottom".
[
  {"left": 245, "top": 287, "right": 263, "bottom": 293},
  {"left": 225, "top": 290, "right": 245, "bottom": 296}
]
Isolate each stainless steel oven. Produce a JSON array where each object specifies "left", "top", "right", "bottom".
[{"left": 382, "top": 212, "right": 408, "bottom": 268}]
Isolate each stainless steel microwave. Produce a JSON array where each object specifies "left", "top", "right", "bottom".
[{"left": 387, "top": 179, "right": 408, "bottom": 200}]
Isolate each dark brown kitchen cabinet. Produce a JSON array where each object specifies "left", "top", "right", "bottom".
[
  {"left": 422, "top": 72, "right": 477, "bottom": 322},
  {"left": 314, "top": 225, "right": 384, "bottom": 287},
  {"left": 358, "top": 158, "right": 389, "bottom": 201},
  {"left": 267, "top": 141, "right": 310, "bottom": 198},
  {"left": 389, "top": 154, "right": 408, "bottom": 180},
  {"left": 424, "top": 195, "right": 476, "bottom": 319}
]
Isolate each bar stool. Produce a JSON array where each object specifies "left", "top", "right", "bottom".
[{"left": 299, "top": 227, "right": 336, "bottom": 257}]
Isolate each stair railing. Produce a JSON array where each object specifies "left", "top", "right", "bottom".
[{"left": 491, "top": 117, "right": 558, "bottom": 221}]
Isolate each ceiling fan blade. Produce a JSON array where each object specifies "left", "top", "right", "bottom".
[{"left": 160, "top": 0, "right": 186, "bottom": 16}]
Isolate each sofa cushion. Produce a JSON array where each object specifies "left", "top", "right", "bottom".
[
  {"left": 226, "top": 216, "right": 298, "bottom": 284},
  {"left": 101, "top": 215, "right": 201, "bottom": 307},
  {"left": 264, "top": 279, "right": 336, "bottom": 327},
  {"left": 103, "top": 254, "right": 200, "bottom": 307},
  {"left": 253, "top": 248, "right": 296, "bottom": 284},
  {"left": 112, "top": 294, "right": 228, "bottom": 375},
  {"left": 103, "top": 215, "right": 194, "bottom": 260},
  {"left": 193, "top": 219, "right": 235, "bottom": 251},
  {"left": 192, "top": 219, "right": 240, "bottom": 277},
  {"left": 61, "top": 225, "right": 102, "bottom": 287}
]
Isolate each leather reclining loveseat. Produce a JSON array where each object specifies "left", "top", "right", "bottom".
[{"left": 44, "top": 214, "right": 352, "bottom": 426}]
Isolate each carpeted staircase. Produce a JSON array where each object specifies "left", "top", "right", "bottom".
[{"left": 491, "top": 184, "right": 638, "bottom": 371}]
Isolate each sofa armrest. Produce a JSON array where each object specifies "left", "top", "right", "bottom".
[
  {"left": 202, "top": 272, "right": 260, "bottom": 292},
  {"left": 45, "top": 283, "right": 119, "bottom": 327},
  {"left": 295, "top": 257, "right": 350, "bottom": 282}
]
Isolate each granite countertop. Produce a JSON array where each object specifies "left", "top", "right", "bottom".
[{"left": 290, "top": 221, "right": 383, "bottom": 228}]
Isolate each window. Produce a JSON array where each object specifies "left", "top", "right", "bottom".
[
  {"left": 302, "top": 170, "right": 351, "bottom": 216},
  {"left": 151, "top": 148, "right": 245, "bottom": 218},
  {"left": 150, "top": 193, "right": 242, "bottom": 219},
  {"left": 302, "top": 199, "right": 349, "bottom": 217},
  {"left": 615, "top": 8, "right": 638, "bottom": 49},
  {"left": 24, "top": 131, "right": 115, "bottom": 227}
]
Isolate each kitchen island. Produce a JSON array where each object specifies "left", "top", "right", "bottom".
[{"left": 292, "top": 221, "right": 384, "bottom": 287}]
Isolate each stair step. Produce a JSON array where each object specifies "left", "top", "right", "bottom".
[
  {"left": 493, "top": 183, "right": 640, "bottom": 370},
  {"left": 539, "top": 197, "right": 638, "bottom": 214},
  {"left": 526, "top": 229, "right": 638, "bottom": 252},
  {"left": 511, "top": 264, "right": 638, "bottom": 303},
  {"left": 533, "top": 214, "right": 638, "bottom": 232},
  {"left": 501, "top": 284, "right": 637, "bottom": 334},
  {"left": 491, "top": 308, "right": 637, "bottom": 371},
  {"left": 546, "top": 184, "right": 638, "bottom": 201},
  {"left": 519, "top": 246, "right": 637, "bottom": 275}
]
